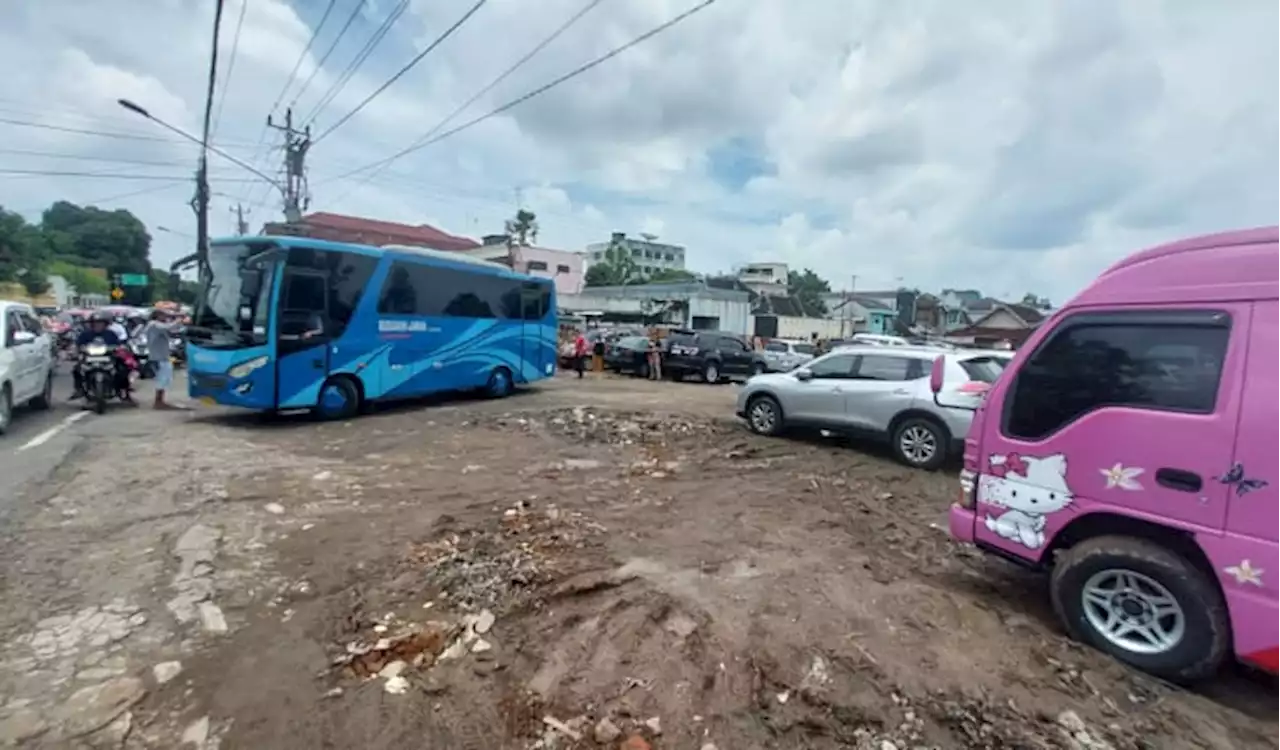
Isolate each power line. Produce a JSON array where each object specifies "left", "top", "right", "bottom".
[
  {"left": 311, "top": 0, "right": 489, "bottom": 146},
  {"left": 0, "top": 147, "right": 195, "bottom": 168},
  {"left": 0, "top": 169, "right": 259, "bottom": 182},
  {"left": 330, "top": 0, "right": 606, "bottom": 203},
  {"left": 235, "top": 0, "right": 339, "bottom": 206},
  {"left": 301, "top": 0, "right": 410, "bottom": 127},
  {"left": 0, "top": 116, "right": 252, "bottom": 147},
  {"left": 273, "top": 0, "right": 338, "bottom": 114},
  {"left": 211, "top": 0, "right": 248, "bottom": 139},
  {"left": 290, "top": 0, "right": 367, "bottom": 110},
  {"left": 328, "top": 0, "right": 718, "bottom": 182}
]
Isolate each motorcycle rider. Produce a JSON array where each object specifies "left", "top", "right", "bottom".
[{"left": 71, "top": 312, "right": 135, "bottom": 403}]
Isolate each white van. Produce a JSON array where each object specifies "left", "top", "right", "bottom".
[{"left": 1, "top": 301, "right": 55, "bottom": 434}]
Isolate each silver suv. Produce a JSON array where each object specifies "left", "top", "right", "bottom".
[
  {"left": 761, "top": 339, "right": 816, "bottom": 372},
  {"left": 734, "top": 345, "right": 1010, "bottom": 469}
]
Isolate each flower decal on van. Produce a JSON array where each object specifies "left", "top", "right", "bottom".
[
  {"left": 1100, "top": 463, "right": 1144, "bottom": 491},
  {"left": 979, "top": 453, "right": 1074, "bottom": 550}
]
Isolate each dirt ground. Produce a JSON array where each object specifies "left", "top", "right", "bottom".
[{"left": 0, "top": 373, "right": 1275, "bottom": 749}]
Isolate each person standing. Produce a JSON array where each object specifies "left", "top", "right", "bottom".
[
  {"left": 143, "top": 310, "right": 185, "bottom": 410},
  {"left": 573, "top": 331, "right": 588, "bottom": 379},
  {"left": 591, "top": 336, "right": 605, "bottom": 374},
  {"left": 646, "top": 335, "right": 663, "bottom": 380}
]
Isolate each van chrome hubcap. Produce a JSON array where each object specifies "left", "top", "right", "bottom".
[
  {"left": 1082, "top": 569, "right": 1185, "bottom": 655},
  {"left": 899, "top": 426, "right": 936, "bottom": 464}
]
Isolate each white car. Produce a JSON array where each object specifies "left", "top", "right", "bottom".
[
  {"left": 0, "top": 301, "right": 55, "bottom": 434},
  {"left": 760, "top": 339, "right": 817, "bottom": 372}
]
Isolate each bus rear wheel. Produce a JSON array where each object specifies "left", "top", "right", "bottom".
[
  {"left": 486, "top": 367, "right": 514, "bottom": 399},
  {"left": 316, "top": 376, "right": 360, "bottom": 420}
]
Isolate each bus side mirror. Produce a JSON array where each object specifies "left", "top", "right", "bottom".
[{"left": 929, "top": 355, "right": 945, "bottom": 394}]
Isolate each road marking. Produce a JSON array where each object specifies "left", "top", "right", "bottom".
[{"left": 18, "top": 411, "right": 91, "bottom": 452}]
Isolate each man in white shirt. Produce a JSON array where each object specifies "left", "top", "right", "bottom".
[{"left": 108, "top": 317, "right": 129, "bottom": 343}]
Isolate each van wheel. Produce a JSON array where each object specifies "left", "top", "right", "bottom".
[
  {"left": 1051, "top": 536, "right": 1230, "bottom": 684},
  {"left": 316, "top": 377, "right": 360, "bottom": 421},
  {"left": 746, "top": 394, "right": 784, "bottom": 436},
  {"left": 891, "top": 416, "right": 946, "bottom": 470}
]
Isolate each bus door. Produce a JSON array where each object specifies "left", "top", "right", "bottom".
[
  {"left": 274, "top": 267, "right": 332, "bottom": 409},
  {"left": 521, "top": 282, "right": 546, "bottom": 378}
]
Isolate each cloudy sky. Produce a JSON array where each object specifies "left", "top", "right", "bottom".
[{"left": 1, "top": 0, "right": 1275, "bottom": 301}]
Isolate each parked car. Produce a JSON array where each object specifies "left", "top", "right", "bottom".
[
  {"left": 663, "top": 329, "right": 765, "bottom": 383},
  {"left": 735, "top": 345, "right": 1010, "bottom": 469},
  {"left": 761, "top": 339, "right": 816, "bottom": 372},
  {"left": 848, "top": 333, "right": 911, "bottom": 347},
  {"left": 604, "top": 335, "right": 654, "bottom": 376},
  {"left": 0, "top": 300, "right": 56, "bottom": 434},
  {"left": 945, "top": 225, "right": 1278, "bottom": 684}
]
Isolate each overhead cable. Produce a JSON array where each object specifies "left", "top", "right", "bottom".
[
  {"left": 329, "top": 0, "right": 606, "bottom": 201},
  {"left": 311, "top": 0, "right": 489, "bottom": 145},
  {"left": 211, "top": 0, "right": 248, "bottom": 139},
  {"left": 302, "top": 0, "right": 410, "bottom": 126},
  {"left": 290, "top": 0, "right": 367, "bottom": 109},
  {"left": 330, "top": 0, "right": 717, "bottom": 181}
]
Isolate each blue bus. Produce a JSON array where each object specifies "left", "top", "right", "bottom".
[{"left": 185, "top": 236, "right": 557, "bottom": 418}]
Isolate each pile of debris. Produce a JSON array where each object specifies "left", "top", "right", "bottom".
[
  {"left": 474, "top": 407, "right": 729, "bottom": 447},
  {"left": 409, "top": 501, "right": 607, "bottom": 614},
  {"left": 331, "top": 609, "right": 502, "bottom": 695}
]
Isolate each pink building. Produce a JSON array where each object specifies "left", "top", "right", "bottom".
[{"left": 457, "top": 240, "right": 584, "bottom": 295}]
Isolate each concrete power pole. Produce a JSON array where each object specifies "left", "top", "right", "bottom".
[{"left": 267, "top": 108, "right": 311, "bottom": 224}]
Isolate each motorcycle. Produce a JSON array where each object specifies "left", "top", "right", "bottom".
[
  {"left": 77, "top": 340, "right": 118, "bottom": 415},
  {"left": 128, "top": 335, "right": 157, "bottom": 379}
]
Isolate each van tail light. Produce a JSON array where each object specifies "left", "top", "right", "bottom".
[{"left": 957, "top": 469, "right": 977, "bottom": 510}]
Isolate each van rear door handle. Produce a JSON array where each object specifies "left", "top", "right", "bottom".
[{"left": 1156, "top": 468, "right": 1202, "bottom": 493}]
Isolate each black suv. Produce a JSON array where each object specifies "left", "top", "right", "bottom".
[{"left": 662, "top": 330, "right": 766, "bottom": 383}]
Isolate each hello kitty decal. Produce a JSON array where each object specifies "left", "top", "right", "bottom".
[{"left": 978, "top": 453, "right": 1075, "bottom": 550}]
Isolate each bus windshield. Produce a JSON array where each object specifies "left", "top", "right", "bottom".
[{"left": 190, "top": 242, "right": 278, "bottom": 349}]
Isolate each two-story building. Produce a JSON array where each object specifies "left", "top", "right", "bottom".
[
  {"left": 585, "top": 232, "right": 686, "bottom": 277},
  {"left": 456, "top": 235, "right": 584, "bottom": 295}
]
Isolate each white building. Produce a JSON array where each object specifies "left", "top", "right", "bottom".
[
  {"left": 559, "top": 281, "right": 751, "bottom": 334},
  {"left": 585, "top": 232, "right": 687, "bottom": 276},
  {"left": 737, "top": 262, "right": 789, "bottom": 296}
]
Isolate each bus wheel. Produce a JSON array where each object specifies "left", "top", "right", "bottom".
[
  {"left": 486, "top": 367, "right": 513, "bottom": 399},
  {"left": 316, "top": 377, "right": 360, "bottom": 420}
]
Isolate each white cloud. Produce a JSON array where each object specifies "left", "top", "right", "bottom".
[{"left": 0, "top": 0, "right": 1274, "bottom": 303}]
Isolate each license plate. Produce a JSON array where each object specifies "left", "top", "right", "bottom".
[{"left": 199, "top": 397, "right": 216, "bottom": 406}]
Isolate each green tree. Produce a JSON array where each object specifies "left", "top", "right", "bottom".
[
  {"left": 49, "top": 260, "right": 109, "bottom": 297},
  {"left": 0, "top": 207, "right": 51, "bottom": 292},
  {"left": 584, "top": 233, "right": 641, "bottom": 287},
  {"left": 504, "top": 209, "right": 539, "bottom": 247},
  {"left": 647, "top": 268, "right": 697, "bottom": 283},
  {"left": 41, "top": 201, "right": 151, "bottom": 274},
  {"left": 787, "top": 268, "right": 831, "bottom": 316}
]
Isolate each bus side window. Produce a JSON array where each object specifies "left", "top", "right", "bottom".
[{"left": 327, "top": 252, "right": 378, "bottom": 338}]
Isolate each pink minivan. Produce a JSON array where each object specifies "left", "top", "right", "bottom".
[{"left": 940, "top": 226, "right": 1278, "bottom": 683}]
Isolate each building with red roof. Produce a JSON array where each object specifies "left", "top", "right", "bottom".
[{"left": 262, "top": 211, "right": 480, "bottom": 252}]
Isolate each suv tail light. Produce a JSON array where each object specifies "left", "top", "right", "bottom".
[
  {"left": 957, "top": 469, "right": 977, "bottom": 509},
  {"left": 955, "top": 381, "right": 991, "bottom": 396}
]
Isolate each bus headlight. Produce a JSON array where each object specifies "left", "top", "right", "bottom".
[{"left": 227, "top": 355, "right": 268, "bottom": 379}]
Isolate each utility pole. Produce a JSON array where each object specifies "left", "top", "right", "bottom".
[
  {"left": 232, "top": 204, "right": 249, "bottom": 235},
  {"left": 267, "top": 108, "right": 311, "bottom": 224}
]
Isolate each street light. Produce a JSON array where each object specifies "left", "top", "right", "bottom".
[{"left": 116, "top": 99, "right": 281, "bottom": 188}]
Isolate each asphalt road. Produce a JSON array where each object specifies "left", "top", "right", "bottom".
[{"left": 0, "top": 366, "right": 185, "bottom": 507}]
